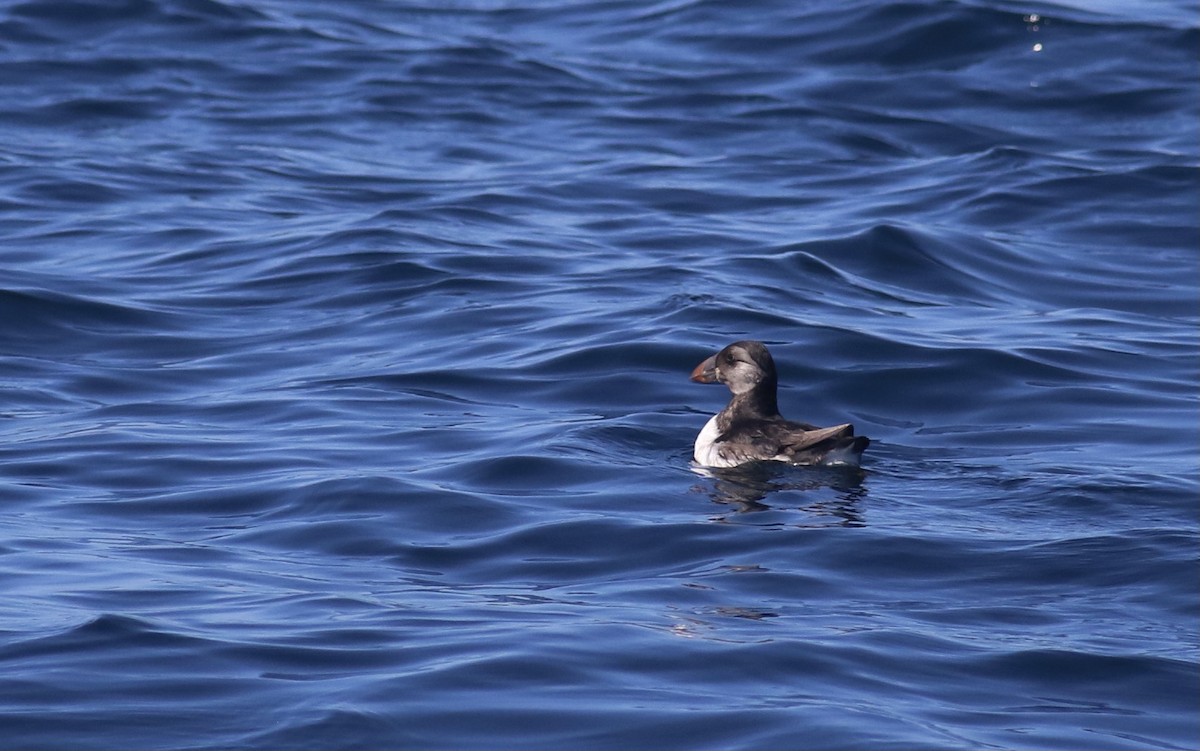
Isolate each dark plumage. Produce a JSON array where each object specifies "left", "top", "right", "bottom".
[{"left": 690, "top": 340, "right": 869, "bottom": 468}]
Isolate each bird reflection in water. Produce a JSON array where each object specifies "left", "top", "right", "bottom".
[{"left": 690, "top": 461, "right": 867, "bottom": 525}]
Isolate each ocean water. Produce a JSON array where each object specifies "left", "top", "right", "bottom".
[{"left": 1, "top": 0, "right": 1197, "bottom": 748}]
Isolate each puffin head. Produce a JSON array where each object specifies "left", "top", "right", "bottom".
[{"left": 690, "top": 340, "right": 777, "bottom": 395}]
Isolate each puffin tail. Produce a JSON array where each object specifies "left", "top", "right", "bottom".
[{"left": 822, "top": 435, "right": 870, "bottom": 467}]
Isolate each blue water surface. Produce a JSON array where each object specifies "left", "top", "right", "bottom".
[{"left": 1, "top": 0, "right": 1197, "bottom": 749}]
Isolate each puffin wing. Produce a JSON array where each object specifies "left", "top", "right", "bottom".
[
  {"left": 777, "top": 423, "right": 856, "bottom": 457},
  {"left": 713, "top": 421, "right": 855, "bottom": 465}
]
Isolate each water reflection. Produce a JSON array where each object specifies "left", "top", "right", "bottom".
[{"left": 691, "top": 462, "right": 868, "bottom": 525}]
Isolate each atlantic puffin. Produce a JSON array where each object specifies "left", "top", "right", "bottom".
[{"left": 690, "top": 340, "right": 869, "bottom": 468}]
